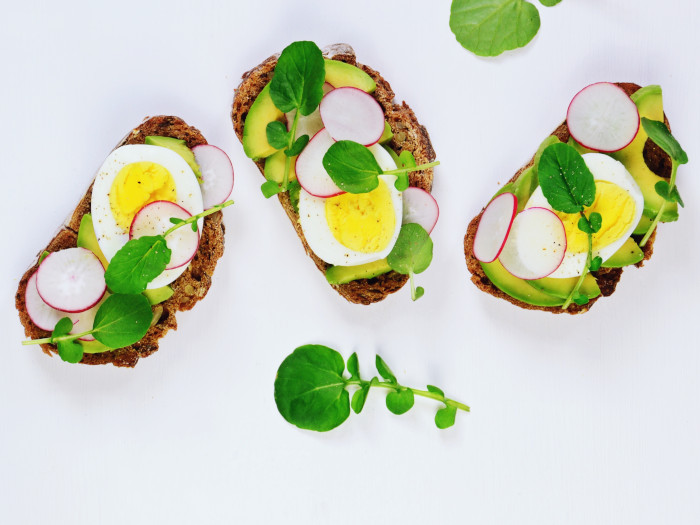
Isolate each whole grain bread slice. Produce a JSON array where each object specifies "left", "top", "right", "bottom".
[
  {"left": 231, "top": 43, "right": 436, "bottom": 305},
  {"left": 16, "top": 116, "right": 226, "bottom": 366},
  {"left": 464, "top": 83, "right": 669, "bottom": 314}
]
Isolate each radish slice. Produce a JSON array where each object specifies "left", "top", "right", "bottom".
[
  {"left": 402, "top": 187, "right": 439, "bottom": 234},
  {"left": 129, "top": 201, "right": 199, "bottom": 270},
  {"left": 473, "top": 193, "right": 518, "bottom": 263},
  {"left": 286, "top": 83, "right": 334, "bottom": 140},
  {"left": 192, "top": 145, "right": 234, "bottom": 209},
  {"left": 68, "top": 293, "right": 109, "bottom": 341},
  {"left": 498, "top": 207, "right": 567, "bottom": 280},
  {"left": 295, "top": 128, "right": 343, "bottom": 197},
  {"left": 567, "top": 82, "right": 640, "bottom": 152},
  {"left": 25, "top": 272, "right": 66, "bottom": 330},
  {"left": 320, "top": 87, "right": 385, "bottom": 146},
  {"left": 36, "top": 248, "right": 106, "bottom": 313}
]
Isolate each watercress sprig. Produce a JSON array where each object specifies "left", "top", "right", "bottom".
[
  {"left": 386, "top": 223, "right": 433, "bottom": 300},
  {"left": 638, "top": 117, "right": 687, "bottom": 247},
  {"left": 537, "top": 143, "right": 602, "bottom": 309},
  {"left": 274, "top": 345, "right": 469, "bottom": 432},
  {"left": 260, "top": 41, "right": 325, "bottom": 198}
]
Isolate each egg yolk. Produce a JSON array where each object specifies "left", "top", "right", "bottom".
[
  {"left": 109, "top": 162, "right": 177, "bottom": 231},
  {"left": 325, "top": 180, "right": 396, "bottom": 253},
  {"left": 556, "top": 180, "right": 635, "bottom": 253}
]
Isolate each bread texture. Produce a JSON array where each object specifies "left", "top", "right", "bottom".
[
  {"left": 16, "top": 116, "right": 225, "bottom": 366},
  {"left": 231, "top": 43, "right": 436, "bottom": 305},
  {"left": 464, "top": 83, "right": 669, "bottom": 314}
]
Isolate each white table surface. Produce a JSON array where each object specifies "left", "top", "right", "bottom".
[{"left": 2, "top": 1, "right": 699, "bottom": 523}]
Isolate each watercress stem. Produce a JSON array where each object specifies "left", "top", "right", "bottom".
[
  {"left": 346, "top": 379, "right": 470, "bottom": 412},
  {"left": 282, "top": 111, "right": 301, "bottom": 191},
  {"left": 640, "top": 161, "right": 678, "bottom": 248},
  {"left": 163, "top": 200, "right": 234, "bottom": 237},
  {"left": 383, "top": 160, "right": 440, "bottom": 176},
  {"left": 562, "top": 213, "right": 593, "bottom": 309},
  {"left": 22, "top": 329, "right": 94, "bottom": 346}
]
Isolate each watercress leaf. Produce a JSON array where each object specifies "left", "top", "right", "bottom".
[
  {"left": 435, "top": 405, "right": 457, "bottom": 429},
  {"left": 105, "top": 236, "right": 171, "bottom": 294},
  {"left": 414, "top": 286, "right": 425, "bottom": 300},
  {"left": 52, "top": 317, "right": 73, "bottom": 338},
  {"left": 588, "top": 212, "right": 602, "bottom": 233},
  {"left": 427, "top": 385, "right": 445, "bottom": 399},
  {"left": 266, "top": 121, "right": 290, "bottom": 150},
  {"left": 323, "top": 140, "right": 382, "bottom": 194},
  {"left": 269, "top": 41, "right": 325, "bottom": 115},
  {"left": 375, "top": 355, "right": 397, "bottom": 384},
  {"left": 191, "top": 222, "right": 198, "bottom": 232},
  {"left": 641, "top": 117, "right": 688, "bottom": 164},
  {"left": 274, "top": 344, "right": 350, "bottom": 432},
  {"left": 590, "top": 256, "right": 603, "bottom": 272},
  {"left": 92, "top": 294, "right": 153, "bottom": 348},
  {"left": 573, "top": 292, "right": 589, "bottom": 306},
  {"left": 655, "top": 180, "right": 671, "bottom": 200},
  {"left": 671, "top": 186, "right": 684, "bottom": 208},
  {"left": 538, "top": 143, "right": 596, "bottom": 213},
  {"left": 57, "top": 339, "right": 84, "bottom": 364},
  {"left": 351, "top": 384, "right": 370, "bottom": 414},
  {"left": 286, "top": 134, "right": 309, "bottom": 157},
  {"left": 261, "top": 180, "right": 284, "bottom": 199},
  {"left": 386, "top": 388, "right": 415, "bottom": 415},
  {"left": 394, "top": 173, "right": 409, "bottom": 192},
  {"left": 398, "top": 150, "right": 417, "bottom": 169},
  {"left": 288, "top": 180, "right": 302, "bottom": 212},
  {"left": 449, "top": 0, "right": 541, "bottom": 57},
  {"left": 387, "top": 223, "right": 433, "bottom": 275},
  {"left": 539, "top": 0, "right": 561, "bottom": 6},
  {"left": 578, "top": 216, "right": 594, "bottom": 234},
  {"left": 347, "top": 352, "right": 360, "bottom": 380},
  {"left": 169, "top": 217, "right": 184, "bottom": 225}
]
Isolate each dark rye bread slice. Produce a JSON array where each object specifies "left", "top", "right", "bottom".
[
  {"left": 231, "top": 43, "right": 436, "bottom": 305},
  {"left": 464, "top": 83, "right": 670, "bottom": 314},
  {"left": 15, "top": 116, "right": 225, "bottom": 366}
]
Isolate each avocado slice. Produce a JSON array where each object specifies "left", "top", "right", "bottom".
[
  {"left": 77, "top": 214, "right": 108, "bottom": 268},
  {"left": 324, "top": 59, "right": 376, "bottom": 93},
  {"left": 79, "top": 339, "right": 111, "bottom": 354},
  {"left": 378, "top": 122, "right": 393, "bottom": 144},
  {"left": 602, "top": 237, "right": 643, "bottom": 268},
  {"left": 144, "top": 136, "right": 202, "bottom": 180},
  {"left": 480, "top": 260, "right": 564, "bottom": 307},
  {"left": 527, "top": 273, "right": 601, "bottom": 300},
  {"left": 326, "top": 259, "right": 392, "bottom": 285},
  {"left": 242, "top": 83, "right": 285, "bottom": 160},
  {"left": 633, "top": 214, "right": 653, "bottom": 235},
  {"left": 264, "top": 149, "right": 298, "bottom": 183},
  {"left": 143, "top": 286, "right": 174, "bottom": 305}
]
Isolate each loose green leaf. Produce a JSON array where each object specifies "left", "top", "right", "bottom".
[
  {"left": 655, "top": 180, "right": 684, "bottom": 207},
  {"left": 266, "top": 121, "right": 290, "bottom": 150},
  {"left": 387, "top": 223, "right": 433, "bottom": 276},
  {"left": 191, "top": 222, "right": 198, "bottom": 232},
  {"left": 52, "top": 317, "right": 84, "bottom": 363},
  {"left": 351, "top": 384, "right": 370, "bottom": 414},
  {"left": 286, "top": 134, "right": 310, "bottom": 157},
  {"left": 671, "top": 186, "right": 684, "bottom": 208},
  {"left": 169, "top": 217, "right": 184, "bottom": 225},
  {"left": 323, "top": 140, "right": 383, "bottom": 194},
  {"left": 414, "top": 286, "right": 425, "bottom": 300},
  {"left": 347, "top": 352, "right": 360, "bottom": 380},
  {"left": 450, "top": 0, "right": 541, "bottom": 57},
  {"left": 590, "top": 256, "right": 603, "bottom": 272},
  {"left": 588, "top": 212, "right": 602, "bottom": 233},
  {"left": 375, "top": 355, "right": 397, "bottom": 384},
  {"left": 269, "top": 41, "right": 325, "bottom": 115},
  {"left": 386, "top": 388, "right": 415, "bottom": 415},
  {"left": 274, "top": 344, "right": 350, "bottom": 432},
  {"left": 641, "top": 118, "right": 688, "bottom": 164},
  {"left": 105, "top": 236, "right": 171, "bottom": 294},
  {"left": 92, "top": 294, "right": 153, "bottom": 348},
  {"left": 394, "top": 151, "right": 416, "bottom": 191},
  {"left": 539, "top": 0, "right": 561, "bottom": 6},
  {"left": 427, "top": 385, "right": 445, "bottom": 398},
  {"left": 538, "top": 143, "right": 596, "bottom": 213},
  {"left": 261, "top": 180, "right": 283, "bottom": 199},
  {"left": 435, "top": 406, "right": 457, "bottom": 429}
]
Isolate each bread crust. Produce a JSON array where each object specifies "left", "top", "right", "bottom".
[
  {"left": 231, "top": 44, "right": 436, "bottom": 305},
  {"left": 464, "top": 83, "right": 668, "bottom": 314},
  {"left": 16, "top": 116, "right": 225, "bottom": 366}
]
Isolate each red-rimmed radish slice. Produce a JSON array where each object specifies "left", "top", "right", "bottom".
[
  {"left": 286, "top": 83, "right": 334, "bottom": 139},
  {"left": 473, "top": 192, "right": 518, "bottom": 263},
  {"left": 68, "top": 293, "right": 109, "bottom": 341},
  {"left": 25, "top": 272, "right": 66, "bottom": 330},
  {"left": 36, "top": 248, "right": 106, "bottom": 313},
  {"left": 566, "top": 82, "right": 640, "bottom": 152},
  {"left": 192, "top": 145, "right": 234, "bottom": 209},
  {"left": 402, "top": 187, "right": 439, "bottom": 234},
  {"left": 129, "top": 201, "right": 199, "bottom": 270},
  {"left": 295, "top": 128, "right": 344, "bottom": 197},
  {"left": 498, "top": 207, "right": 567, "bottom": 280},
  {"left": 320, "top": 86, "right": 385, "bottom": 146}
]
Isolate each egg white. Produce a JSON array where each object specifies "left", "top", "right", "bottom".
[
  {"left": 525, "top": 153, "right": 644, "bottom": 278},
  {"left": 91, "top": 144, "right": 203, "bottom": 289},
  {"left": 298, "top": 145, "right": 402, "bottom": 266}
]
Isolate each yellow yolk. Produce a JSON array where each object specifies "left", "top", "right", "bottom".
[
  {"left": 109, "top": 162, "right": 177, "bottom": 231},
  {"left": 325, "top": 180, "right": 396, "bottom": 253},
  {"left": 557, "top": 180, "right": 636, "bottom": 253}
]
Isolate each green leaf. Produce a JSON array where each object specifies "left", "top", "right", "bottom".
[
  {"left": 435, "top": 405, "right": 457, "bottom": 429},
  {"left": 286, "top": 134, "right": 310, "bottom": 157},
  {"left": 539, "top": 0, "right": 561, "bottom": 6},
  {"left": 572, "top": 292, "right": 589, "bottom": 306},
  {"left": 191, "top": 222, "right": 198, "bottom": 232},
  {"left": 655, "top": 180, "right": 684, "bottom": 207},
  {"left": 387, "top": 223, "right": 433, "bottom": 276},
  {"left": 266, "top": 121, "right": 289, "bottom": 150},
  {"left": 51, "top": 317, "right": 84, "bottom": 363},
  {"left": 274, "top": 344, "right": 350, "bottom": 432},
  {"left": 588, "top": 212, "right": 602, "bottom": 233},
  {"left": 641, "top": 118, "right": 688, "bottom": 164},
  {"left": 269, "top": 41, "right": 325, "bottom": 115},
  {"left": 590, "top": 256, "right": 603, "bottom": 272},
  {"left": 288, "top": 180, "right": 301, "bottom": 212},
  {"left": 414, "top": 286, "right": 425, "bottom": 300},
  {"left": 92, "top": 294, "right": 153, "bottom": 348},
  {"left": 169, "top": 217, "right": 184, "bottom": 225},
  {"left": 38, "top": 250, "right": 50, "bottom": 264},
  {"left": 105, "top": 236, "right": 171, "bottom": 294},
  {"left": 386, "top": 388, "right": 415, "bottom": 415},
  {"left": 538, "top": 143, "right": 596, "bottom": 213},
  {"left": 427, "top": 385, "right": 445, "bottom": 398},
  {"left": 323, "top": 140, "right": 383, "bottom": 194},
  {"left": 449, "top": 0, "right": 541, "bottom": 57},
  {"left": 351, "top": 384, "right": 370, "bottom": 414},
  {"left": 671, "top": 186, "right": 684, "bottom": 208},
  {"left": 347, "top": 352, "right": 360, "bottom": 380},
  {"left": 261, "top": 180, "right": 283, "bottom": 199},
  {"left": 375, "top": 355, "right": 397, "bottom": 384},
  {"left": 52, "top": 317, "right": 72, "bottom": 338},
  {"left": 394, "top": 151, "right": 415, "bottom": 191}
]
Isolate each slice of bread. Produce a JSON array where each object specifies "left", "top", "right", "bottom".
[
  {"left": 15, "top": 116, "right": 226, "bottom": 366},
  {"left": 231, "top": 43, "right": 436, "bottom": 305},
  {"left": 464, "top": 83, "right": 669, "bottom": 314}
]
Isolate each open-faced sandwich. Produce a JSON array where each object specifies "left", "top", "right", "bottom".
[
  {"left": 232, "top": 41, "right": 439, "bottom": 304},
  {"left": 465, "top": 83, "right": 687, "bottom": 313},
  {"left": 16, "top": 116, "right": 234, "bottom": 366}
]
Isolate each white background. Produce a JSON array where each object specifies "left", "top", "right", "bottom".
[{"left": 2, "top": 1, "right": 699, "bottom": 523}]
